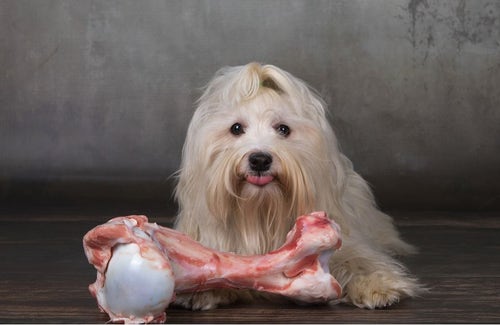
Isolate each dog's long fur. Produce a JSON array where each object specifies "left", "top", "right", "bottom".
[{"left": 174, "top": 62, "right": 421, "bottom": 310}]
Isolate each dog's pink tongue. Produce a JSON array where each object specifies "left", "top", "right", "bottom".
[{"left": 246, "top": 175, "right": 274, "bottom": 186}]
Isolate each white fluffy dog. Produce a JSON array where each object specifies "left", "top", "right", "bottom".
[{"left": 174, "top": 62, "right": 420, "bottom": 310}]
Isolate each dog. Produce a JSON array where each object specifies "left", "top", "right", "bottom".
[{"left": 173, "top": 62, "right": 421, "bottom": 310}]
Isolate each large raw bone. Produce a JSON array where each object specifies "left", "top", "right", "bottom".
[{"left": 83, "top": 211, "right": 342, "bottom": 323}]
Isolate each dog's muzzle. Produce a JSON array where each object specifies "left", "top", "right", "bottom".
[{"left": 246, "top": 152, "right": 274, "bottom": 186}]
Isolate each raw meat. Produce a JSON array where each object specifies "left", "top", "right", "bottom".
[{"left": 83, "top": 211, "right": 342, "bottom": 323}]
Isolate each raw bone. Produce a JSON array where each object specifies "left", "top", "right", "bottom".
[{"left": 83, "top": 211, "right": 342, "bottom": 323}]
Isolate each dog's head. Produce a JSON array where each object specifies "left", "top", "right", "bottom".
[{"left": 176, "top": 63, "right": 344, "bottom": 253}]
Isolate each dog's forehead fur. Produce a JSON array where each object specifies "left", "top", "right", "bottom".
[
  {"left": 233, "top": 91, "right": 290, "bottom": 124},
  {"left": 196, "top": 62, "right": 329, "bottom": 127}
]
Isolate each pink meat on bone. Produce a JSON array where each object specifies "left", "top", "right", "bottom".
[{"left": 83, "top": 211, "right": 342, "bottom": 324}]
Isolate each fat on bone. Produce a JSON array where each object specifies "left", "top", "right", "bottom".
[{"left": 83, "top": 211, "right": 342, "bottom": 323}]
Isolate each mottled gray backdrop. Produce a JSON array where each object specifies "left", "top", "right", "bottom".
[{"left": 1, "top": 0, "right": 499, "bottom": 213}]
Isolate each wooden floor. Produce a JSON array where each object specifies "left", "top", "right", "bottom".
[{"left": 1, "top": 210, "right": 499, "bottom": 323}]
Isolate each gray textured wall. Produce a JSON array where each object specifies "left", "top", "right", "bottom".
[{"left": 1, "top": 0, "right": 499, "bottom": 212}]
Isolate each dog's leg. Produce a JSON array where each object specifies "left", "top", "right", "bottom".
[{"left": 330, "top": 240, "right": 421, "bottom": 309}]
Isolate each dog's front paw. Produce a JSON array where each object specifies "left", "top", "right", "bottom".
[
  {"left": 173, "top": 290, "right": 240, "bottom": 311},
  {"left": 343, "top": 271, "right": 420, "bottom": 309}
]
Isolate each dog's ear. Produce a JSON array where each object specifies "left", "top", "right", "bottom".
[{"left": 261, "top": 77, "right": 283, "bottom": 93}]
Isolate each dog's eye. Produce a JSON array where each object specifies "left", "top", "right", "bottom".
[
  {"left": 230, "top": 123, "right": 245, "bottom": 136},
  {"left": 276, "top": 124, "right": 291, "bottom": 137}
]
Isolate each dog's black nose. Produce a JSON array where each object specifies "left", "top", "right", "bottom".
[{"left": 249, "top": 152, "right": 273, "bottom": 172}]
